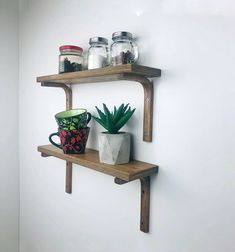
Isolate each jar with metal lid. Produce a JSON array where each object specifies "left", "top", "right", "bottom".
[
  {"left": 110, "top": 31, "right": 138, "bottom": 65},
  {"left": 59, "top": 45, "right": 83, "bottom": 73},
  {"left": 87, "top": 37, "right": 109, "bottom": 70}
]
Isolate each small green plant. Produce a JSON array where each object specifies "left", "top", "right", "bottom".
[{"left": 93, "top": 103, "right": 136, "bottom": 134}]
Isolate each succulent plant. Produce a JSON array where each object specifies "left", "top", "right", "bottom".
[{"left": 93, "top": 103, "right": 135, "bottom": 134}]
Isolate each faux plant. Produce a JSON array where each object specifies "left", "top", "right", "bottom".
[{"left": 93, "top": 103, "right": 135, "bottom": 134}]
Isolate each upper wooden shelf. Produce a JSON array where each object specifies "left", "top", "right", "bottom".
[
  {"left": 37, "top": 64, "right": 161, "bottom": 142},
  {"left": 38, "top": 144, "right": 158, "bottom": 182},
  {"left": 37, "top": 64, "right": 161, "bottom": 85}
]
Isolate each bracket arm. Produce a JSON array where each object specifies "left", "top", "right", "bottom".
[{"left": 41, "top": 81, "right": 73, "bottom": 193}]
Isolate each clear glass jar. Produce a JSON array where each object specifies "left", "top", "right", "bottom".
[
  {"left": 87, "top": 37, "right": 109, "bottom": 70},
  {"left": 111, "top": 31, "right": 138, "bottom": 65},
  {"left": 59, "top": 45, "right": 83, "bottom": 73}
]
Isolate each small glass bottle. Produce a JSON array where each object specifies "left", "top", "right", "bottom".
[
  {"left": 111, "top": 31, "right": 138, "bottom": 65},
  {"left": 87, "top": 37, "right": 109, "bottom": 70},
  {"left": 59, "top": 45, "right": 83, "bottom": 73}
]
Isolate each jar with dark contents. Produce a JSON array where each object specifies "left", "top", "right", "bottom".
[
  {"left": 59, "top": 45, "right": 83, "bottom": 73},
  {"left": 110, "top": 31, "right": 138, "bottom": 65}
]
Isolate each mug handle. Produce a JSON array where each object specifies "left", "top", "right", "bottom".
[
  {"left": 87, "top": 112, "right": 91, "bottom": 124},
  {"left": 49, "top": 132, "right": 62, "bottom": 149}
]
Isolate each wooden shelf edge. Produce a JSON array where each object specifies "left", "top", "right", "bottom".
[
  {"left": 38, "top": 144, "right": 158, "bottom": 182},
  {"left": 36, "top": 64, "right": 161, "bottom": 84}
]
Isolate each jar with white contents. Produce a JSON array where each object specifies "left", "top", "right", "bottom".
[{"left": 87, "top": 37, "right": 109, "bottom": 70}]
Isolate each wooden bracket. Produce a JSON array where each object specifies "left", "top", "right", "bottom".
[
  {"left": 114, "top": 177, "right": 128, "bottom": 185},
  {"left": 41, "top": 82, "right": 72, "bottom": 110},
  {"left": 140, "top": 176, "right": 150, "bottom": 233},
  {"left": 120, "top": 74, "right": 153, "bottom": 142},
  {"left": 114, "top": 176, "right": 151, "bottom": 233},
  {"left": 41, "top": 82, "right": 73, "bottom": 194}
]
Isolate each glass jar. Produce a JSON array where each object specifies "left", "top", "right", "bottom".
[
  {"left": 59, "top": 45, "right": 83, "bottom": 73},
  {"left": 87, "top": 37, "right": 109, "bottom": 70},
  {"left": 110, "top": 31, "right": 138, "bottom": 65}
]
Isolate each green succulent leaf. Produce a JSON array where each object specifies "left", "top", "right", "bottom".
[
  {"left": 114, "top": 108, "right": 136, "bottom": 132},
  {"left": 105, "top": 111, "right": 114, "bottom": 133},
  {"left": 123, "top": 103, "right": 129, "bottom": 114},
  {"left": 113, "top": 103, "right": 124, "bottom": 124},
  {"left": 103, "top": 103, "right": 111, "bottom": 117},
  {"left": 95, "top": 106, "right": 106, "bottom": 123},
  {"left": 93, "top": 116, "right": 108, "bottom": 131}
]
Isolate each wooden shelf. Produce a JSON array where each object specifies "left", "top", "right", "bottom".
[
  {"left": 37, "top": 64, "right": 161, "bottom": 142},
  {"left": 38, "top": 144, "right": 158, "bottom": 233},
  {"left": 38, "top": 144, "right": 158, "bottom": 182},
  {"left": 37, "top": 64, "right": 161, "bottom": 84}
]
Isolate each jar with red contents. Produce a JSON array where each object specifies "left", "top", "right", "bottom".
[{"left": 59, "top": 45, "right": 84, "bottom": 73}]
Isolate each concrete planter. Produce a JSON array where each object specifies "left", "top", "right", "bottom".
[{"left": 98, "top": 132, "right": 131, "bottom": 165}]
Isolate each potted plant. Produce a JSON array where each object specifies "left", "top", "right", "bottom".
[{"left": 93, "top": 103, "right": 135, "bottom": 165}]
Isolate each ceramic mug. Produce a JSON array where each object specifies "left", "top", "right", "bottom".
[
  {"left": 55, "top": 108, "right": 91, "bottom": 130},
  {"left": 49, "top": 127, "right": 90, "bottom": 154}
]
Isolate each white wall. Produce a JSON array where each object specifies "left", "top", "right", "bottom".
[
  {"left": 0, "top": 0, "right": 19, "bottom": 251},
  {"left": 19, "top": 0, "right": 235, "bottom": 252}
]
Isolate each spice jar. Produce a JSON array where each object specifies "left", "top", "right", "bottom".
[
  {"left": 59, "top": 45, "right": 83, "bottom": 73},
  {"left": 110, "top": 31, "right": 138, "bottom": 65},
  {"left": 87, "top": 37, "right": 109, "bottom": 70}
]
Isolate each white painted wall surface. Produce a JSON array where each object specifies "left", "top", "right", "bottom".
[
  {"left": 0, "top": 0, "right": 19, "bottom": 251},
  {"left": 19, "top": 0, "right": 235, "bottom": 252}
]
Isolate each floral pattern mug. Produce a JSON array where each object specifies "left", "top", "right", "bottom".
[
  {"left": 49, "top": 128, "right": 90, "bottom": 154},
  {"left": 55, "top": 108, "right": 91, "bottom": 130}
]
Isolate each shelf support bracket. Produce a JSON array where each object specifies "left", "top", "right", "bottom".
[
  {"left": 41, "top": 82, "right": 73, "bottom": 194},
  {"left": 120, "top": 74, "right": 153, "bottom": 142},
  {"left": 140, "top": 176, "right": 150, "bottom": 233},
  {"left": 114, "top": 176, "right": 151, "bottom": 233}
]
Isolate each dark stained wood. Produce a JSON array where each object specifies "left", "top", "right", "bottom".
[
  {"left": 66, "top": 162, "right": 72, "bottom": 194},
  {"left": 114, "top": 177, "right": 128, "bottom": 185},
  {"left": 140, "top": 176, "right": 150, "bottom": 233},
  {"left": 38, "top": 145, "right": 158, "bottom": 182},
  {"left": 120, "top": 73, "right": 153, "bottom": 142},
  {"left": 37, "top": 64, "right": 161, "bottom": 84},
  {"left": 41, "top": 153, "right": 50, "bottom": 157}
]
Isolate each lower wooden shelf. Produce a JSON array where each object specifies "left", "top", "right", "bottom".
[
  {"left": 38, "top": 144, "right": 159, "bottom": 233},
  {"left": 38, "top": 144, "right": 158, "bottom": 181}
]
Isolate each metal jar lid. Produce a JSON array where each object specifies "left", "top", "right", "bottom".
[
  {"left": 112, "top": 31, "right": 133, "bottom": 40},
  {"left": 89, "top": 37, "right": 108, "bottom": 45}
]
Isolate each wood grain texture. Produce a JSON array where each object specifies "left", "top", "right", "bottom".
[
  {"left": 37, "top": 64, "right": 161, "bottom": 84},
  {"left": 38, "top": 145, "right": 158, "bottom": 182},
  {"left": 140, "top": 176, "right": 150, "bottom": 233},
  {"left": 119, "top": 73, "right": 153, "bottom": 141},
  {"left": 66, "top": 161, "right": 72, "bottom": 193},
  {"left": 114, "top": 177, "right": 129, "bottom": 185}
]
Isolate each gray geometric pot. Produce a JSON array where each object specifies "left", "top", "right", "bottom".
[{"left": 98, "top": 132, "right": 131, "bottom": 165}]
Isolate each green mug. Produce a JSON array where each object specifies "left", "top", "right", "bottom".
[{"left": 55, "top": 108, "right": 91, "bottom": 130}]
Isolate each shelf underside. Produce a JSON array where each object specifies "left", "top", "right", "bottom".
[
  {"left": 37, "top": 64, "right": 161, "bottom": 85},
  {"left": 38, "top": 144, "right": 158, "bottom": 182}
]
